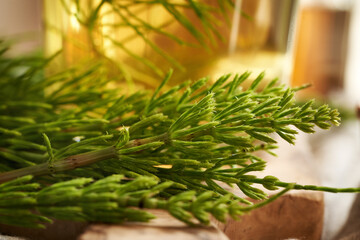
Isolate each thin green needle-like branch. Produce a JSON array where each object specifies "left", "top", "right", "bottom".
[{"left": 243, "top": 177, "right": 360, "bottom": 193}]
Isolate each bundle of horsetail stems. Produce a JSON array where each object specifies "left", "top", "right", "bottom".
[{"left": 0, "top": 44, "right": 359, "bottom": 228}]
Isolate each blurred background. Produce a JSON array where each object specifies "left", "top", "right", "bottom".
[{"left": 0, "top": 0, "right": 359, "bottom": 239}]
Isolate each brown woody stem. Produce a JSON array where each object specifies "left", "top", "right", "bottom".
[
  {"left": 0, "top": 146, "right": 117, "bottom": 183},
  {"left": 0, "top": 133, "right": 170, "bottom": 184}
]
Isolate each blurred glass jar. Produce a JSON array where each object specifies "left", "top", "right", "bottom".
[
  {"left": 203, "top": 0, "right": 299, "bottom": 86},
  {"left": 44, "top": 0, "right": 298, "bottom": 88},
  {"left": 291, "top": 0, "right": 352, "bottom": 98},
  {"left": 44, "top": 0, "right": 165, "bottom": 87}
]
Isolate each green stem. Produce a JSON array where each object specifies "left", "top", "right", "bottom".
[
  {"left": 243, "top": 177, "right": 360, "bottom": 193},
  {"left": 238, "top": 187, "right": 292, "bottom": 211},
  {"left": 275, "top": 181, "right": 360, "bottom": 193},
  {"left": 0, "top": 133, "right": 170, "bottom": 184}
]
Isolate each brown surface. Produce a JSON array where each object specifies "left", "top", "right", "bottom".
[
  {"left": 335, "top": 193, "right": 360, "bottom": 240},
  {"left": 215, "top": 192, "right": 324, "bottom": 240},
  {"left": 0, "top": 220, "right": 88, "bottom": 240},
  {"left": 79, "top": 209, "right": 228, "bottom": 240}
]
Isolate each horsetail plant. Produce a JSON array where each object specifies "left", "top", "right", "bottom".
[{"left": 0, "top": 43, "right": 359, "bottom": 228}]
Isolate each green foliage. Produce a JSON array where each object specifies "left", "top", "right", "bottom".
[
  {"left": 0, "top": 42, "right": 357, "bottom": 229},
  {"left": 0, "top": 174, "right": 292, "bottom": 228}
]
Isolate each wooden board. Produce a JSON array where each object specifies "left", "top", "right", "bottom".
[
  {"left": 0, "top": 220, "right": 88, "bottom": 240},
  {"left": 79, "top": 210, "right": 228, "bottom": 240},
  {"left": 214, "top": 192, "right": 323, "bottom": 240}
]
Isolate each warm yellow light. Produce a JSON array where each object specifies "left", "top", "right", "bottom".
[
  {"left": 101, "top": 4, "right": 116, "bottom": 58},
  {"left": 70, "top": 4, "right": 80, "bottom": 32},
  {"left": 154, "top": 165, "right": 172, "bottom": 169},
  {"left": 209, "top": 50, "right": 285, "bottom": 82}
]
